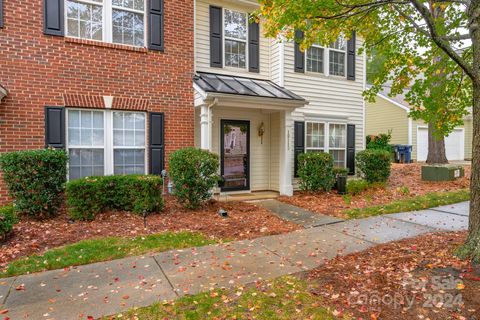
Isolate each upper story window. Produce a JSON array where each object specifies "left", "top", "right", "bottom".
[
  {"left": 306, "top": 36, "right": 347, "bottom": 77},
  {"left": 66, "top": 0, "right": 146, "bottom": 47},
  {"left": 224, "top": 9, "right": 247, "bottom": 69}
]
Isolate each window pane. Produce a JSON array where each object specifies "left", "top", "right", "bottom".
[
  {"left": 113, "top": 112, "right": 146, "bottom": 147},
  {"left": 306, "top": 122, "right": 325, "bottom": 149},
  {"left": 114, "top": 149, "right": 145, "bottom": 175},
  {"left": 330, "top": 150, "right": 346, "bottom": 168},
  {"left": 68, "top": 110, "right": 104, "bottom": 147},
  {"left": 66, "top": 0, "right": 103, "bottom": 40},
  {"left": 329, "top": 124, "right": 346, "bottom": 148},
  {"left": 329, "top": 51, "right": 346, "bottom": 77},
  {"left": 307, "top": 47, "right": 324, "bottom": 73},
  {"left": 69, "top": 149, "right": 104, "bottom": 180},
  {"left": 225, "top": 39, "right": 246, "bottom": 68},
  {"left": 330, "top": 36, "right": 347, "bottom": 51},
  {"left": 112, "top": 9, "right": 144, "bottom": 47},
  {"left": 224, "top": 9, "right": 247, "bottom": 40}
]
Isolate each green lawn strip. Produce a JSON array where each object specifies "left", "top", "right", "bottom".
[
  {"left": 111, "top": 276, "right": 340, "bottom": 320},
  {"left": 1, "top": 231, "right": 216, "bottom": 278},
  {"left": 344, "top": 189, "right": 470, "bottom": 219}
]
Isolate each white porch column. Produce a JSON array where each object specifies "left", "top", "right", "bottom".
[
  {"left": 200, "top": 104, "right": 210, "bottom": 150},
  {"left": 279, "top": 110, "right": 294, "bottom": 196}
]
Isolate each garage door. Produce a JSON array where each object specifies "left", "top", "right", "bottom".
[{"left": 417, "top": 127, "right": 465, "bottom": 161}]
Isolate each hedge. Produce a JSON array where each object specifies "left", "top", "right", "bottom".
[
  {"left": 66, "top": 175, "right": 163, "bottom": 221},
  {"left": 297, "top": 152, "right": 336, "bottom": 192},
  {"left": 0, "top": 205, "right": 18, "bottom": 239},
  {"left": 169, "top": 148, "right": 220, "bottom": 209},
  {"left": 0, "top": 149, "right": 68, "bottom": 219},
  {"left": 356, "top": 149, "right": 392, "bottom": 183}
]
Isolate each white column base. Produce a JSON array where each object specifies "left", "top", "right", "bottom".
[{"left": 279, "top": 184, "right": 293, "bottom": 196}]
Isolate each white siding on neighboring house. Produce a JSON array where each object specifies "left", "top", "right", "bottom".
[{"left": 195, "top": 0, "right": 271, "bottom": 79}]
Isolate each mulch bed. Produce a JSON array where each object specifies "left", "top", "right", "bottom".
[
  {"left": 0, "top": 197, "right": 299, "bottom": 268},
  {"left": 309, "top": 231, "right": 480, "bottom": 319},
  {"left": 279, "top": 163, "right": 471, "bottom": 219}
]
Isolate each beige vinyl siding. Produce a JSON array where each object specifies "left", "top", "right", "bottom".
[
  {"left": 464, "top": 119, "right": 473, "bottom": 160},
  {"left": 366, "top": 98, "right": 409, "bottom": 145},
  {"left": 284, "top": 37, "right": 365, "bottom": 153},
  {"left": 195, "top": 0, "right": 270, "bottom": 79},
  {"left": 211, "top": 106, "right": 280, "bottom": 191}
]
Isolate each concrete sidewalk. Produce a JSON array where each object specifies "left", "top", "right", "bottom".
[{"left": 0, "top": 202, "right": 469, "bottom": 319}]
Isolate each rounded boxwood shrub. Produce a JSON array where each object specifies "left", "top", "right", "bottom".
[
  {"left": 169, "top": 147, "right": 219, "bottom": 209},
  {"left": 297, "top": 152, "right": 336, "bottom": 192},
  {"left": 66, "top": 175, "right": 163, "bottom": 221},
  {"left": 0, "top": 149, "right": 68, "bottom": 219},
  {"left": 356, "top": 149, "right": 392, "bottom": 183},
  {"left": 0, "top": 205, "right": 18, "bottom": 239}
]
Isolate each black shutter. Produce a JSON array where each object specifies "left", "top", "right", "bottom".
[
  {"left": 149, "top": 112, "right": 165, "bottom": 175},
  {"left": 210, "top": 6, "right": 222, "bottom": 68},
  {"left": 45, "top": 107, "right": 65, "bottom": 149},
  {"left": 347, "top": 124, "right": 356, "bottom": 175},
  {"left": 0, "top": 0, "right": 4, "bottom": 29},
  {"left": 294, "top": 121, "right": 305, "bottom": 177},
  {"left": 248, "top": 17, "right": 260, "bottom": 73},
  {"left": 347, "top": 31, "right": 356, "bottom": 81},
  {"left": 148, "top": 0, "right": 164, "bottom": 51},
  {"left": 44, "top": 0, "right": 64, "bottom": 36},
  {"left": 294, "top": 30, "right": 305, "bottom": 73}
]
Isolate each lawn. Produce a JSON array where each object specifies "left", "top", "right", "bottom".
[
  {"left": 280, "top": 163, "right": 470, "bottom": 219},
  {"left": 106, "top": 276, "right": 339, "bottom": 320},
  {"left": 345, "top": 189, "right": 470, "bottom": 218},
  {"left": 0, "top": 231, "right": 216, "bottom": 278}
]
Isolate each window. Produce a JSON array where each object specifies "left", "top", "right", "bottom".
[
  {"left": 305, "top": 121, "right": 347, "bottom": 167},
  {"left": 306, "top": 36, "right": 347, "bottom": 77},
  {"left": 66, "top": 0, "right": 146, "bottom": 47},
  {"left": 224, "top": 9, "right": 247, "bottom": 69},
  {"left": 306, "top": 46, "right": 324, "bottom": 74},
  {"left": 329, "top": 37, "right": 347, "bottom": 77},
  {"left": 67, "top": 109, "right": 146, "bottom": 180}
]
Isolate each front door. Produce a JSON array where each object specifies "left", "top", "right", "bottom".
[{"left": 220, "top": 120, "right": 250, "bottom": 191}]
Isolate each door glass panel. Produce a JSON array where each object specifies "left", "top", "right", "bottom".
[{"left": 222, "top": 122, "right": 248, "bottom": 190}]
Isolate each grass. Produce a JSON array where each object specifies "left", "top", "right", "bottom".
[
  {"left": 1, "top": 231, "right": 216, "bottom": 278},
  {"left": 108, "top": 276, "right": 340, "bottom": 320},
  {"left": 344, "top": 189, "right": 470, "bottom": 219}
]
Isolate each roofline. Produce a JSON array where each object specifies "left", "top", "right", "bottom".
[{"left": 376, "top": 92, "right": 411, "bottom": 113}]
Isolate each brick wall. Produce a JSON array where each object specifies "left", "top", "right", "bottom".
[{"left": 0, "top": 0, "right": 195, "bottom": 203}]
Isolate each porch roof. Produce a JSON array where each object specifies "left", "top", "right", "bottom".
[{"left": 194, "top": 72, "right": 306, "bottom": 102}]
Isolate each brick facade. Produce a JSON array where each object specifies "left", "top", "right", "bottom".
[{"left": 0, "top": 0, "right": 195, "bottom": 203}]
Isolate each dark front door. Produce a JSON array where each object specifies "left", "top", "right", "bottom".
[{"left": 220, "top": 120, "right": 250, "bottom": 191}]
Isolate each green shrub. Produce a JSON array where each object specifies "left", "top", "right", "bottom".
[
  {"left": 347, "top": 179, "right": 371, "bottom": 195},
  {"left": 356, "top": 149, "right": 392, "bottom": 183},
  {"left": 169, "top": 148, "right": 220, "bottom": 209},
  {"left": 297, "top": 152, "right": 336, "bottom": 192},
  {"left": 366, "top": 131, "right": 393, "bottom": 152},
  {"left": 333, "top": 167, "right": 349, "bottom": 177},
  {"left": 0, "top": 205, "right": 18, "bottom": 239},
  {"left": 66, "top": 175, "right": 163, "bottom": 221},
  {"left": 0, "top": 149, "right": 68, "bottom": 219}
]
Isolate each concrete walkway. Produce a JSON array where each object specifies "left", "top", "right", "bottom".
[{"left": 0, "top": 202, "right": 469, "bottom": 319}]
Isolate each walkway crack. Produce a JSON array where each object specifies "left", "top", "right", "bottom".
[
  {"left": 431, "top": 208, "right": 469, "bottom": 217},
  {"left": 152, "top": 256, "right": 179, "bottom": 298},
  {"left": 1, "top": 277, "right": 17, "bottom": 306}
]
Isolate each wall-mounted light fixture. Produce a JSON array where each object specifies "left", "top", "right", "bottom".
[{"left": 258, "top": 122, "right": 265, "bottom": 144}]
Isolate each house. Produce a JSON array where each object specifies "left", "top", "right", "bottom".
[
  {"left": 0, "top": 0, "right": 195, "bottom": 203},
  {"left": 366, "top": 87, "right": 472, "bottom": 161},
  {"left": 193, "top": 0, "right": 366, "bottom": 196}
]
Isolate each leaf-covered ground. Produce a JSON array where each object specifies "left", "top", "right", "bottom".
[
  {"left": 280, "top": 163, "right": 471, "bottom": 219},
  {"left": 309, "top": 231, "right": 480, "bottom": 319},
  {"left": 0, "top": 198, "right": 299, "bottom": 268}
]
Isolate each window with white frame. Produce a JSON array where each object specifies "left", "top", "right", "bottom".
[
  {"left": 66, "top": 0, "right": 146, "bottom": 47},
  {"left": 329, "top": 37, "right": 347, "bottom": 77},
  {"left": 67, "top": 109, "right": 146, "bottom": 180},
  {"left": 305, "top": 121, "right": 347, "bottom": 167},
  {"left": 306, "top": 36, "right": 347, "bottom": 77},
  {"left": 224, "top": 9, "right": 247, "bottom": 69}
]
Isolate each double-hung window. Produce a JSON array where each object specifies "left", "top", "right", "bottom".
[
  {"left": 66, "top": 0, "right": 146, "bottom": 47},
  {"left": 67, "top": 109, "right": 147, "bottom": 180},
  {"left": 305, "top": 121, "right": 347, "bottom": 167},
  {"left": 224, "top": 9, "right": 247, "bottom": 69},
  {"left": 306, "top": 36, "right": 347, "bottom": 77}
]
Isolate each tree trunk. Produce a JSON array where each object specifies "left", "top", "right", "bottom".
[{"left": 426, "top": 122, "right": 448, "bottom": 164}]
